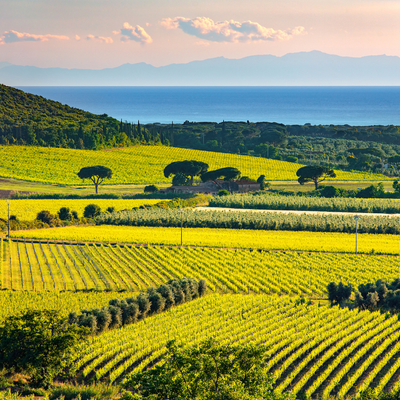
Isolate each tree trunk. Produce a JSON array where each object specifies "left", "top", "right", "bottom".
[
  {"left": 95, "top": 183, "right": 98, "bottom": 194},
  {"left": 314, "top": 179, "right": 318, "bottom": 190}
]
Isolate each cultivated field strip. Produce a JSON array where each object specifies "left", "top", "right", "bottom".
[
  {"left": 71, "top": 294, "right": 400, "bottom": 397},
  {"left": 2, "top": 239, "right": 400, "bottom": 295}
]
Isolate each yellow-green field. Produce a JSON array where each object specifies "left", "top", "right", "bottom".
[
  {"left": 0, "top": 199, "right": 160, "bottom": 220},
  {"left": 11, "top": 225, "right": 400, "bottom": 255},
  {"left": 72, "top": 294, "right": 400, "bottom": 397},
  {"left": 2, "top": 240, "right": 400, "bottom": 295},
  {"left": 0, "top": 290, "right": 135, "bottom": 322},
  {"left": 0, "top": 145, "right": 386, "bottom": 185}
]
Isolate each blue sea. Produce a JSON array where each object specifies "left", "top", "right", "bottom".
[{"left": 17, "top": 86, "right": 400, "bottom": 126}]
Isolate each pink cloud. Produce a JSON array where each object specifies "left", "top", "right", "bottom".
[
  {"left": 160, "top": 17, "right": 306, "bottom": 43},
  {"left": 86, "top": 34, "right": 113, "bottom": 44},
  {"left": 114, "top": 22, "right": 153, "bottom": 44},
  {"left": 0, "top": 30, "right": 69, "bottom": 44}
]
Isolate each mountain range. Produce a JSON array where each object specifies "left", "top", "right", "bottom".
[{"left": 1, "top": 51, "right": 400, "bottom": 86}]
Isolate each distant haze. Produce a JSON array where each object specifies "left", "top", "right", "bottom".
[{"left": 1, "top": 51, "right": 400, "bottom": 86}]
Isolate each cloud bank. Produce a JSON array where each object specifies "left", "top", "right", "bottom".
[
  {"left": 113, "top": 22, "right": 152, "bottom": 44},
  {"left": 86, "top": 34, "right": 113, "bottom": 44},
  {"left": 0, "top": 30, "right": 69, "bottom": 44},
  {"left": 160, "top": 17, "right": 305, "bottom": 43}
]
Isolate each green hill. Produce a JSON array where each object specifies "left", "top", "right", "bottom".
[
  {"left": 0, "top": 145, "right": 387, "bottom": 185},
  {"left": 0, "top": 84, "right": 166, "bottom": 149}
]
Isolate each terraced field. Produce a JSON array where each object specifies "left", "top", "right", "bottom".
[
  {"left": 72, "top": 294, "right": 400, "bottom": 398},
  {"left": 2, "top": 239, "right": 400, "bottom": 295},
  {"left": 12, "top": 225, "right": 400, "bottom": 254},
  {"left": 0, "top": 145, "right": 386, "bottom": 185}
]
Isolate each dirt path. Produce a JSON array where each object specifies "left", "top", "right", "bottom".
[{"left": 196, "top": 207, "right": 400, "bottom": 218}]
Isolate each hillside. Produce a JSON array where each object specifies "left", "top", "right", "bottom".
[
  {"left": 0, "top": 145, "right": 386, "bottom": 185},
  {"left": 0, "top": 85, "right": 166, "bottom": 149}
]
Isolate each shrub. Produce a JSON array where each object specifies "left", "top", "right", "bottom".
[
  {"left": 144, "top": 185, "right": 159, "bottom": 193},
  {"left": 218, "top": 189, "right": 230, "bottom": 196},
  {"left": 83, "top": 204, "right": 101, "bottom": 218},
  {"left": 286, "top": 156, "right": 298, "bottom": 163},
  {"left": 9, "top": 215, "right": 18, "bottom": 221},
  {"left": 71, "top": 210, "right": 79, "bottom": 219},
  {"left": 58, "top": 207, "right": 72, "bottom": 221},
  {"left": 106, "top": 206, "right": 116, "bottom": 213},
  {"left": 36, "top": 210, "right": 56, "bottom": 225}
]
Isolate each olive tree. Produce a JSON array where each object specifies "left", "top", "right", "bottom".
[{"left": 77, "top": 165, "right": 112, "bottom": 194}]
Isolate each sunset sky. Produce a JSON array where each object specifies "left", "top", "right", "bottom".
[{"left": 1, "top": 0, "right": 400, "bottom": 69}]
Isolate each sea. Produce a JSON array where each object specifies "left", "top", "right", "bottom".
[{"left": 16, "top": 86, "right": 400, "bottom": 126}]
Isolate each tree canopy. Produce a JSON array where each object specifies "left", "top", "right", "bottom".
[
  {"left": 296, "top": 165, "right": 336, "bottom": 189},
  {"left": 164, "top": 160, "right": 209, "bottom": 186},
  {"left": 123, "top": 338, "right": 288, "bottom": 400},
  {"left": 200, "top": 167, "right": 241, "bottom": 183},
  {"left": 77, "top": 165, "right": 112, "bottom": 193},
  {"left": 0, "top": 310, "right": 89, "bottom": 388}
]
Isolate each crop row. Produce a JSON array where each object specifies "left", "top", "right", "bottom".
[
  {"left": 0, "top": 145, "right": 385, "bottom": 185},
  {"left": 13, "top": 225, "right": 400, "bottom": 254},
  {"left": 71, "top": 294, "right": 400, "bottom": 397},
  {"left": 2, "top": 239, "right": 400, "bottom": 295},
  {"left": 0, "top": 199, "right": 160, "bottom": 221},
  {"left": 96, "top": 207, "right": 400, "bottom": 235},
  {"left": 209, "top": 193, "right": 400, "bottom": 214}
]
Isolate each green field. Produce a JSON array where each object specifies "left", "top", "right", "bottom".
[
  {"left": 2, "top": 240, "right": 400, "bottom": 294},
  {"left": 0, "top": 145, "right": 387, "bottom": 186},
  {"left": 11, "top": 225, "right": 400, "bottom": 255},
  {"left": 71, "top": 294, "right": 400, "bottom": 397}
]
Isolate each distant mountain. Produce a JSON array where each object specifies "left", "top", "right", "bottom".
[{"left": 1, "top": 51, "right": 400, "bottom": 86}]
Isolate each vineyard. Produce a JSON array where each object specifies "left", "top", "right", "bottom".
[
  {"left": 0, "top": 290, "right": 134, "bottom": 323},
  {"left": 0, "top": 145, "right": 386, "bottom": 185},
  {"left": 12, "top": 225, "right": 400, "bottom": 254},
  {"left": 0, "top": 199, "right": 160, "bottom": 221},
  {"left": 71, "top": 294, "right": 400, "bottom": 398},
  {"left": 2, "top": 239, "right": 400, "bottom": 295}
]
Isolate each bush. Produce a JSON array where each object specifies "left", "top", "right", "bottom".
[
  {"left": 58, "top": 207, "right": 72, "bottom": 221},
  {"left": 106, "top": 206, "right": 116, "bottom": 213},
  {"left": 9, "top": 215, "right": 18, "bottom": 221},
  {"left": 36, "top": 210, "right": 56, "bottom": 225},
  {"left": 71, "top": 210, "right": 79, "bottom": 220},
  {"left": 83, "top": 204, "right": 101, "bottom": 218},
  {"left": 144, "top": 185, "right": 159, "bottom": 193},
  {"left": 286, "top": 156, "right": 298, "bottom": 163},
  {"left": 218, "top": 189, "right": 230, "bottom": 196}
]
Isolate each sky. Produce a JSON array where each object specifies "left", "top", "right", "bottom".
[{"left": 1, "top": 0, "right": 400, "bottom": 69}]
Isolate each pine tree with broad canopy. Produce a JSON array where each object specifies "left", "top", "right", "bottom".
[
  {"left": 164, "top": 160, "right": 209, "bottom": 186},
  {"left": 296, "top": 165, "right": 336, "bottom": 190},
  {"left": 77, "top": 165, "right": 112, "bottom": 194}
]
